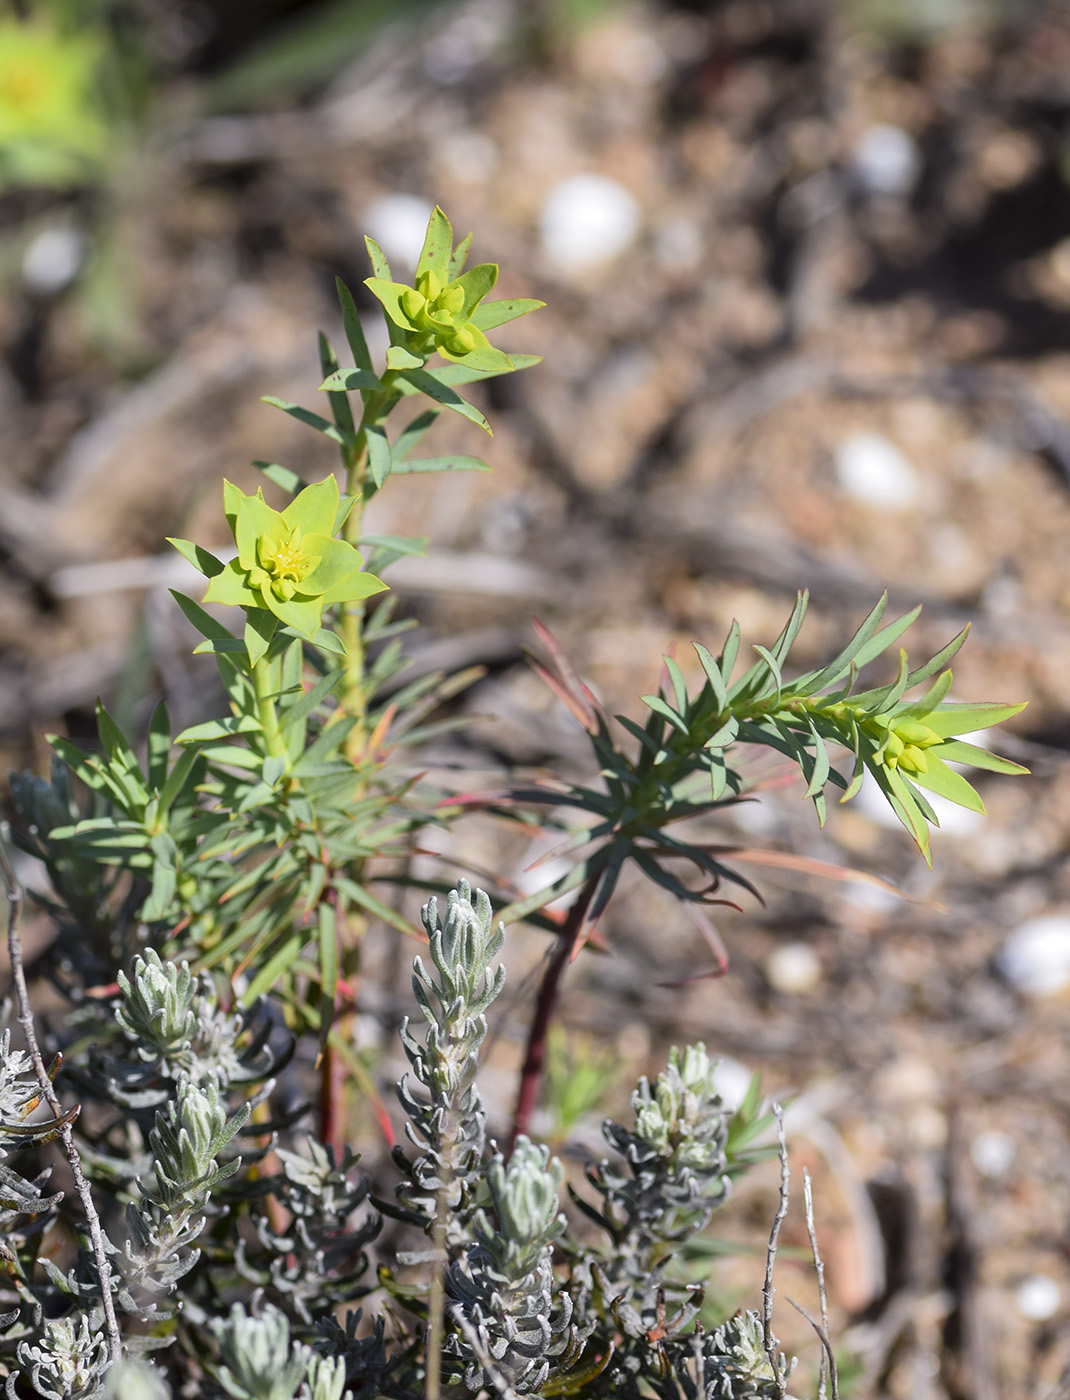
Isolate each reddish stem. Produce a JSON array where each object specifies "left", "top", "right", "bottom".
[{"left": 509, "top": 871, "right": 601, "bottom": 1151}]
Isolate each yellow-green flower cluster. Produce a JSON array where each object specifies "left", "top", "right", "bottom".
[
  {"left": 173, "top": 476, "right": 385, "bottom": 650},
  {"left": 365, "top": 206, "right": 543, "bottom": 374},
  {"left": 0, "top": 18, "right": 108, "bottom": 188}
]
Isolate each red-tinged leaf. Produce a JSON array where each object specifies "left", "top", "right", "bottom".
[
  {"left": 528, "top": 618, "right": 603, "bottom": 733},
  {"left": 711, "top": 846, "right": 930, "bottom": 905}
]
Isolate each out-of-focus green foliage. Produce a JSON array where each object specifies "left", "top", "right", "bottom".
[{"left": 0, "top": 14, "right": 109, "bottom": 189}]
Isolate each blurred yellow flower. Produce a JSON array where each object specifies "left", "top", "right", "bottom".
[{"left": 0, "top": 18, "right": 108, "bottom": 188}]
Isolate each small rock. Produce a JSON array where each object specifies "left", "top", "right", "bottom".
[
  {"left": 834, "top": 431, "right": 920, "bottom": 507},
  {"left": 539, "top": 174, "right": 641, "bottom": 274},
  {"left": 997, "top": 915, "right": 1070, "bottom": 996},
  {"left": 23, "top": 226, "right": 85, "bottom": 295},
  {"left": 1016, "top": 1274, "right": 1061, "bottom": 1321},
  {"left": 970, "top": 1129, "right": 1017, "bottom": 1178},
  {"left": 362, "top": 194, "right": 434, "bottom": 274},
  {"left": 765, "top": 942, "right": 822, "bottom": 994},
  {"left": 710, "top": 1058, "right": 754, "bottom": 1112},
  {"left": 849, "top": 124, "right": 921, "bottom": 198}
]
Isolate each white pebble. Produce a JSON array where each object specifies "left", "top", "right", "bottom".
[
  {"left": 765, "top": 942, "right": 822, "bottom": 994},
  {"left": 362, "top": 194, "right": 435, "bottom": 274},
  {"left": 834, "top": 431, "right": 920, "bottom": 507},
  {"left": 1016, "top": 1274, "right": 1061, "bottom": 1321},
  {"left": 850, "top": 124, "right": 921, "bottom": 197},
  {"left": 539, "top": 175, "right": 641, "bottom": 274},
  {"left": 970, "top": 1129, "right": 1017, "bottom": 1178},
  {"left": 998, "top": 915, "right": 1070, "bottom": 996},
  {"left": 23, "top": 226, "right": 85, "bottom": 295},
  {"left": 710, "top": 1058, "right": 755, "bottom": 1112}
]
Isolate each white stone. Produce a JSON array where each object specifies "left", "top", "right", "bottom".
[
  {"left": 23, "top": 226, "right": 85, "bottom": 295},
  {"left": 970, "top": 1129, "right": 1017, "bottom": 1178},
  {"left": 998, "top": 915, "right": 1070, "bottom": 996},
  {"left": 362, "top": 194, "right": 435, "bottom": 275},
  {"left": 539, "top": 175, "right": 641, "bottom": 274},
  {"left": 710, "top": 1057, "right": 754, "bottom": 1112},
  {"left": 1016, "top": 1274, "right": 1061, "bottom": 1321},
  {"left": 765, "top": 942, "right": 822, "bottom": 994},
  {"left": 850, "top": 124, "right": 921, "bottom": 197},
  {"left": 834, "top": 431, "right": 920, "bottom": 507}
]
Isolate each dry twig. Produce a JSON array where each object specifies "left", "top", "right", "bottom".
[{"left": 0, "top": 839, "right": 122, "bottom": 1364}]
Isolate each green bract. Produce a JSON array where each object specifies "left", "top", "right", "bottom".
[
  {"left": 365, "top": 206, "right": 544, "bottom": 374},
  {"left": 195, "top": 476, "right": 385, "bottom": 643},
  {"left": 827, "top": 668, "right": 1028, "bottom": 861}
]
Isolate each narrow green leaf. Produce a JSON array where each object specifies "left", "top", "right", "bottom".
[
  {"left": 279, "top": 668, "right": 342, "bottom": 731},
  {"left": 852, "top": 646, "right": 910, "bottom": 713},
  {"left": 470, "top": 297, "right": 546, "bottom": 330},
  {"left": 319, "top": 331, "right": 355, "bottom": 438},
  {"left": 393, "top": 407, "right": 440, "bottom": 460},
  {"left": 641, "top": 693, "right": 690, "bottom": 736},
  {"left": 365, "top": 423, "right": 392, "bottom": 490},
  {"left": 925, "top": 701, "right": 1027, "bottom": 737},
  {"left": 157, "top": 746, "right": 201, "bottom": 816},
  {"left": 803, "top": 719, "right": 830, "bottom": 798},
  {"left": 879, "top": 765, "right": 932, "bottom": 865},
  {"left": 334, "top": 877, "right": 421, "bottom": 938},
  {"left": 244, "top": 930, "right": 308, "bottom": 1005},
  {"left": 171, "top": 590, "right": 238, "bottom": 643},
  {"left": 614, "top": 712, "right": 662, "bottom": 756},
  {"left": 176, "top": 716, "right": 261, "bottom": 744},
  {"left": 694, "top": 643, "right": 728, "bottom": 711},
  {"left": 751, "top": 645, "right": 782, "bottom": 701},
  {"left": 167, "top": 538, "right": 226, "bottom": 578},
  {"left": 147, "top": 701, "right": 171, "bottom": 793},
  {"left": 852, "top": 604, "right": 921, "bottom": 670},
  {"left": 252, "top": 460, "right": 310, "bottom": 496},
  {"left": 904, "top": 625, "right": 971, "bottom": 689},
  {"left": 400, "top": 369, "right": 491, "bottom": 433},
  {"left": 244, "top": 609, "right": 277, "bottom": 667},
  {"left": 416, "top": 205, "right": 452, "bottom": 285},
  {"left": 719, "top": 620, "right": 740, "bottom": 685},
  {"left": 318, "top": 368, "right": 384, "bottom": 393},
  {"left": 797, "top": 594, "right": 891, "bottom": 691},
  {"left": 769, "top": 590, "right": 809, "bottom": 664},
  {"left": 391, "top": 454, "right": 491, "bottom": 475},
  {"left": 898, "top": 666, "right": 954, "bottom": 719},
  {"left": 423, "top": 354, "right": 541, "bottom": 387},
  {"left": 262, "top": 396, "right": 350, "bottom": 447},
  {"left": 910, "top": 757, "right": 985, "bottom": 813},
  {"left": 703, "top": 715, "right": 739, "bottom": 750},
  {"left": 663, "top": 656, "right": 689, "bottom": 714},
  {"left": 385, "top": 344, "right": 424, "bottom": 372},
  {"left": 336, "top": 276, "right": 374, "bottom": 372},
  {"left": 364, "top": 235, "right": 392, "bottom": 281},
  {"left": 193, "top": 637, "right": 249, "bottom": 655},
  {"left": 449, "top": 232, "right": 472, "bottom": 280},
  {"left": 934, "top": 740, "right": 1028, "bottom": 774}
]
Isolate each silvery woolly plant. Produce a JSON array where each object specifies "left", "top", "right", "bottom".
[{"left": 2, "top": 876, "right": 799, "bottom": 1400}]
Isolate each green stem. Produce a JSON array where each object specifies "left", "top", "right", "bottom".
[
  {"left": 251, "top": 654, "right": 289, "bottom": 764},
  {"left": 340, "top": 369, "right": 401, "bottom": 766}
]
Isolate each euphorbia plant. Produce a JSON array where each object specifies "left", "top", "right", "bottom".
[{"left": 0, "top": 201, "right": 1031, "bottom": 1400}]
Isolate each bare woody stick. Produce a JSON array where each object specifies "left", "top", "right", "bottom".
[
  {"left": 1, "top": 839, "right": 122, "bottom": 1365},
  {"left": 762, "top": 1103, "right": 790, "bottom": 1399}
]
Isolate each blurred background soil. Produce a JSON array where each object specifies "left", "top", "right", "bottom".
[{"left": 4, "top": 0, "right": 1070, "bottom": 1395}]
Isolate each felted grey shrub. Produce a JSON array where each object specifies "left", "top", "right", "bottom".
[
  {"left": 445, "top": 1137, "right": 582, "bottom": 1394},
  {"left": 392, "top": 880, "right": 505, "bottom": 1234},
  {"left": 11, "top": 1316, "right": 110, "bottom": 1400}
]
